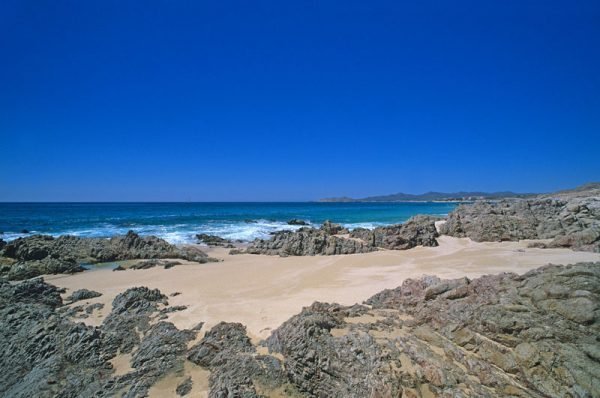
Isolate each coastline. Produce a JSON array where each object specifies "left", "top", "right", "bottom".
[{"left": 46, "top": 236, "right": 600, "bottom": 340}]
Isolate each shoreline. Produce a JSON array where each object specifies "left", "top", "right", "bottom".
[{"left": 46, "top": 236, "right": 600, "bottom": 340}]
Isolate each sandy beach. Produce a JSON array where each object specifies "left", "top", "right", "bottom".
[{"left": 46, "top": 236, "right": 600, "bottom": 341}]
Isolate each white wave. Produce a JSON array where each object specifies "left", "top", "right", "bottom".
[
  {"left": 0, "top": 219, "right": 399, "bottom": 245},
  {"left": 341, "top": 222, "right": 390, "bottom": 230}
]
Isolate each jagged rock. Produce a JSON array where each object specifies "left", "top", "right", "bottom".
[
  {"left": 101, "top": 287, "right": 168, "bottom": 357},
  {"left": 196, "top": 234, "right": 233, "bottom": 247},
  {"left": 0, "top": 278, "right": 207, "bottom": 398},
  {"left": 176, "top": 376, "right": 193, "bottom": 396},
  {"left": 85, "top": 302, "right": 104, "bottom": 314},
  {"left": 131, "top": 259, "right": 182, "bottom": 270},
  {"left": 188, "top": 322, "right": 254, "bottom": 367},
  {"left": 287, "top": 219, "right": 309, "bottom": 225},
  {"left": 350, "top": 215, "right": 440, "bottom": 249},
  {"left": 0, "top": 231, "right": 217, "bottom": 280},
  {"left": 0, "top": 279, "right": 110, "bottom": 397},
  {"left": 320, "top": 220, "right": 349, "bottom": 235},
  {"left": 188, "top": 322, "right": 293, "bottom": 397},
  {"left": 2, "top": 263, "right": 599, "bottom": 397},
  {"left": 0, "top": 277, "right": 63, "bottom": 308},
  {"left": 66, "top": 288, "right": 102, "bottom": 303},
  {"left": 191, "top": 321, "right": 204, "bottom": 331},
  {"left": 260, "top": 262, "right": 600, "bottom": 397},
  {"left": 441, "top": 191, "right": 600, "bottom": 252},
  {"left": 246, "top": 216, "right": 440, "bottom": 256},
  {"left": 246, "top": 227, "right": 375, "bottom": 256}
]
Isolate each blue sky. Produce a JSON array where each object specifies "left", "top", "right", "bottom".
[{"left": 1, "top": 1, "right": 599, "bottom": 201}]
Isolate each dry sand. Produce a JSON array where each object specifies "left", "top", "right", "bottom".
[{"left": 47, "top": 236, "right": 600, "bottom": 341}]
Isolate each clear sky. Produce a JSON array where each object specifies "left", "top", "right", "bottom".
[{"left": 1, "top": 1, "right": 599, "bottom": 201}]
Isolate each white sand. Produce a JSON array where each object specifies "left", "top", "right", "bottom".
[{"left": 46, "top": 236, "right": 600, "bottom": 340}]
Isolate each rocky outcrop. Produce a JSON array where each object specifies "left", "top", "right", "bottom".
[
  {"left": 245, "top": 217, "right": 439, "bottom": 256},
  {"left": 350, "top": 215, "right": 440, "bottom": 249},
  {"left": 66, "top": 288, "right": 102, "bottom": 303},
  {"left": 246, "top": 226, "right": 375, "bottom": 256},
  {"left": 320, "top": 220, "right": 349, "bottom": 235},
  {"left": 130, "top": 259, "right": 183, "bottom": 269},
  {"left": 0, "top": 231, "right": 217, "bottom": 280},
  {"left": 287, "top": 219, "right": 309, "bottom": 225},
  {"left": 1, "top": 262, "right": 598, "bottom": 396},
  {"left": 265, "top": 262, "right": 600, "bottom": 397},
  {"left": 0, "top": 279, "right": 199, "bottom": 397},
  {"left": 440, "top": 196, "right": 600, "bottom": 251},
  {"left": 188, "top": 322, "right": 297, "bottom": 397},
  {"left": 196, "top": 234, "right": 234, "bottom": 247}
]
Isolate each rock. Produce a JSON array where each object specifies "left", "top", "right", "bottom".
[
  {"left": 1, "top": 262, "right": 599, "bottom": 397},
  {"left": 176, "top": 376, "right": 192, "bottom": 396},
  {"left": 66, "top": 288, "right": 102, "bottom": 303},
  {"left": 350, "top": 215, "right": 441, "bottom": 249},
  {"left": 0, "top": 277, "right": 63, "bottom": 308},
  {"left": 113, "top": 265, "right": 125, "bottom": 271},
  {"left": 131, "top": 259, "right": 182, "bottom": 270},
  {"left": 246, "top": 228, "right": 375, "bottom": 256},
  {"left": 245, "top": 216, "right": 441, "bottom": 256},
  {"left": 188, "top": 322, "right": 254, "bottom": 367},
  {"left": 0, "top": 231, "right": 217, "bottom": 280},
  {"left": 20, "top": 229, "right": 30, "bottom": 234},
  {"left": 85, "top": 303, "right": 104, "bottom": 314},
  {"left": 320, "top": 220, "right": 349, "bottom": 235},
  {"left": 287, "top": 219, "right": 309, "bottom": 225},
  {"left": 196, "top": 234, "right": 233, "bottom": 247},
  {"left": 191, "top": 321, "right": 204, "bottom": 331},
  {"left": 440, "top": 188, "right": 600, "bottom": 252},
  {"left": 188, "top": 322, "right": 292, "bottom": 397}
]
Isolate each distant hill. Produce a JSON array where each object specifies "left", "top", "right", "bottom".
[{"left": 318, "top": 190, "right": 536, "bottom": 203}]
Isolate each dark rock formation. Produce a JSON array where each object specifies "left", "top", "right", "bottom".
[
  {"left": 245, "top": 216, "right": 440, "bottom": 256},
  {"left": 245, "top": 227, "right": 375, "bottom": 256},
  {"left": 0, "top": 230, "right": 217, "bottom": 280},
  {"left": 188, "top": 322, "right": 296, "bottom": 397},
  {"left": 176, "top": 376, "right": 193, "bottom": 396},
  {"left": 351, "top": 215, "right": 440, "bottom": 249},
  {"left": 131, "top": 259, "right": 183, "bottom": 270},
  {"left": 66, "top": 288, "right": 102, "bottom": 303},
  {"left": 196, "top": 233, "right": 234, "bottom": 247},
  {"left": 265, "top": 262, "right": 600, "bottom": 397},
  {"left": 440, "top": 195, "right": 600, "bottom": 252},
  {"left": 2, "top": 262, "right": 598, "bottom": 397},
  {"left": 0, "top": 279, "right": 200, "bottom": 398},
  {"left": 287, "top": 219, "right": 309, "bottom": 226},
  {"left": 320, "top": 220, "right": 349, "bottom": 235}
]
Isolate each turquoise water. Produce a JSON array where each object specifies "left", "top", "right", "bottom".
[{"left": 0, "top": 202, "right": 458, "bottom": 244}]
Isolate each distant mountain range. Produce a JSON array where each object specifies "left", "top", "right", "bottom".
[{"left": 318, "top": 190, "right": 537, "bottom": 203}]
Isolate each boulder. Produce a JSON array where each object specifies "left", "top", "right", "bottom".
[
  {"left": 440, "top": 192, "right": 600, "bottom": 252},
  {"left": 287, "top": 219, "right": 309, "bottom": 225},
  {"left": 196, "top": 234, "right": 233, "bottom": 247},
  {"left": 0, "top": 231, "right": 217, "bottom": 280},
  {"left": 66, "top": 288, "right": 102, "bottom": 303}
]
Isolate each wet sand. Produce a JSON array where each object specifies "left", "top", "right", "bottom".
[{"left": 46, "top": 236, "right": 600, "bottom": 341}]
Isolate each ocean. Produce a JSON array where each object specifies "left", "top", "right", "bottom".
[{"left": 0, "top": 202, "right": 458, "bottom": 244}]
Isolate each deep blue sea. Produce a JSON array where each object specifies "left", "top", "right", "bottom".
[{"left": 0, "top": 202, "right": 458, "bottom": 244}]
